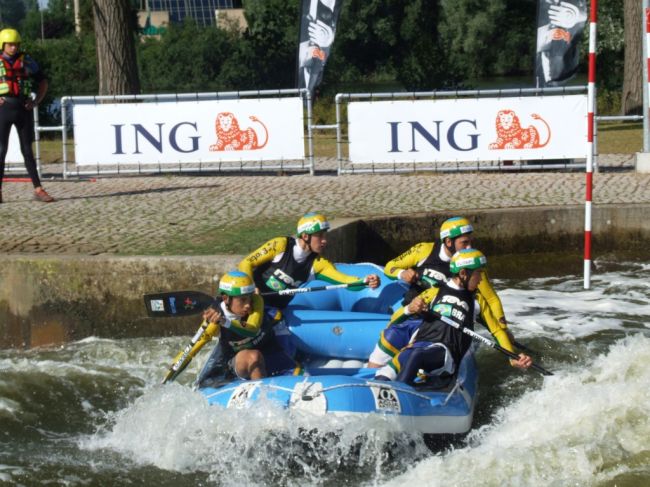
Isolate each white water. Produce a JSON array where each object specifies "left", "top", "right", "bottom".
[
  {"left": 382, "top": 335, "right": 650, "bottom": 487},
  {"left": 83, "top": 384, "right": 428, "bottom": 485},
  {"left": 3, "top": 265, "right": 650, "bottom": 486}
]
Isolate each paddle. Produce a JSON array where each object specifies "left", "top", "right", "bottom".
[
  {"left": 439, "top": 315, "right": 554, "bottom": 376},
  {"left": 414, "top": 278, "right": 541, "bottom": 356},
  {"left": 512, "top": 339, "right": 538, "bottom": 356},
  {"left": 162, "top": 319, "right": 220, "bottom": 384},
  {"left": 144, "top": 281, "right": 368, "bottom": 318}
]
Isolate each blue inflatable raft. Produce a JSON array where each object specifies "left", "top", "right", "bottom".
[{"left": 197, "top": 263, "right": 479, "bottom": 435}]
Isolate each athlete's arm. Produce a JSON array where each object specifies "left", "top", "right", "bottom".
[
  {"left": 237, "top": 237, "right": 288, "bottom": 278},
  {"left": 388, "top": 287, "right": 439, "bottom": 325},
  {"left": 476, "top": 294, "right": 515, "bottom": 353},
  {"left": 383, "top": 242, "right": 434, "bottom": 280},
  {"left": 310, "top": 256, "right": 368, "bottom": 285},
  {"left": 476, "top": 269, "right": 507, "bottom": 323}
]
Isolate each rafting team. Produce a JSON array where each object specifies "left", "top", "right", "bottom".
[{"left": 194, "top": 212, "right": 533, "bottom": 387}]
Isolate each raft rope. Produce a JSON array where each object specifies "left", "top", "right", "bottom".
[
  {"left": 298, "top": 382, "right": 435, "bottom": 402},
  {"left": 204, "top": 379, "right": 462, "bottom": 404}
]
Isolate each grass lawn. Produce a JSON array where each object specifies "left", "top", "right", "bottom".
[
  {"left": 135, "top": 218, "right": 297, "bottom": 256},
  {"left": 596, "top": 122, "right": 643, "bottom": 153}
]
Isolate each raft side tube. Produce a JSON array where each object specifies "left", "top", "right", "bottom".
[{"left": 285, "top": 309, "right": 389, "bottom": 360}]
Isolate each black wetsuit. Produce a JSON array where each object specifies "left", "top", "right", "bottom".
[{"left": 0, "top": 52, "right": 46, "bottom": 191}]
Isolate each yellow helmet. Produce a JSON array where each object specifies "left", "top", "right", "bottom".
[
  {"left": 218, "top": 271, "right": 255, "bottom": 296},
  {"left": 440, "top": 217, "right": 473, "bottom": 240},
  {"left": 297, "top": 212, "right": 330, "bottom": 236},
  {"left": 449, "top": 248, "right": 487, "bottom": 274},
  {"left": 0, "top": 29, "right": 21, "bottom": 46}
]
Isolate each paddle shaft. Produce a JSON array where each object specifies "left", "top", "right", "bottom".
[
  {"left": 260, "top": 281, "right": 366, "bottom": 296},
  {"left": 414, "top": 278, "right": 541, "bottom": 356},
  {"left": 439, "top": 316, "right": 553, "bottom": 376},
  {"left": 145, "top": 281, "right": 368, "bottom": 318},
  {"left": 163, "top": 320, "right": 219, "bottom": 384}
]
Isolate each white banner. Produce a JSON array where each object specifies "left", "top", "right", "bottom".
[
  {"left": 348, "top": 95, "right": 587, "bottom": 163},
  {"left": 73, "top": 98, "right": 305, "bottom": 165}
]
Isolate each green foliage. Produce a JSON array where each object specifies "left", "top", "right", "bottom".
[
  {"left": 138, "top": 20, "right": 236, "bottom": 92},
  {"left": 20, "top": 0, "right": 94, "bottom": 39},
  {"left": 237, "top": 0, "right": 300, "bottom": 89},
  {"left": 8, "top": 0, "right": 629, "bottom": 107},
  {"left": 0, "top": 0, "right": 26, "bottom": 28},
  {"left": 22, "top": 34, "right": 97, "bottom": 124},
  {"left": 311, "top": 97, "right": 336, "bottom": 125},
  {"left": 440, "top": 0, "right": 537, "bottom": 81},
  {"left": 595, "top": 0, "right": 624, "bottom": 92},
  {"left": 323, "top": 0, "right": 456, "bottom": 93},
  {"left": 597, "top": 88, "right": 622, "bottom": 115}
]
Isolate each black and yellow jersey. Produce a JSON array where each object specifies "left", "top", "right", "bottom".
[
  {"left": 384, "top": 240, "right": 507, "bottom": 324},
  {"left": 387, "top": 286, "right": 515, "bottom": 353},
  {"left": 238, "top": 236, "right": 363, "bottom": 307}
]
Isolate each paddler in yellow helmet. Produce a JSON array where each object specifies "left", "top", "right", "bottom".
[
  {"left": 373, "top": 249, "right": 532, "bottom": 383},
  {"left": 237, "top": 212, "right": 380, "bottom": 309}
]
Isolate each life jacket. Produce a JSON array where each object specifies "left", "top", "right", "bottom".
[
  {"left": 415, "top": 240, "right": 452, "bottom": 287},
  {"left": 401, "top": 241, "right": 452, "bottom": 306},
  {"left": 220, "top": 316, "right": 274, "bottom": 353},
  {"left": 0, "top": 54, "right": 32, "bottom": 97},
  {"left": 254, "top": 237, "right": 318, "bottom": 308},
  {"left": 219, "top": 307, "right": 281, "bottom": 354},
  {"left": 414, "top": 283, "right": 475, "bottom": 365}
]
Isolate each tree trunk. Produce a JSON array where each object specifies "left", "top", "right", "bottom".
[
  {"left": 93, "top": 0, "right": 140, "bottom": 96},
  {"left": 622, "top": 0, "right": 643, "bottom": 115}
]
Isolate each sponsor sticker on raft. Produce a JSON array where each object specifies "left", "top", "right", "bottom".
[
  {"left": 370, "top": 385, "right": 401, "bottom": 413},
  {"left": 150, "top": 299, "right": 165, "bottom": 312},
  {"left": 228, "top": 383, "right": 259, "bottom": 409}
]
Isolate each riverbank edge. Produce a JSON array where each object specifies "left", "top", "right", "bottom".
[{"left": 1, "top": 203, "right": 649, "bottom": 348}]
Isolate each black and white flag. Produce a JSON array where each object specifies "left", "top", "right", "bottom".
[
  {"left": 535, "top": 0, "right": 587, "bottom": 87},
  {"left": 297, "top": 0, "right": 343, "bottom": 95}
]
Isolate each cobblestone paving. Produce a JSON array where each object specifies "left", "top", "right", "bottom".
[{"left": 0, "top": 155, "right": 648, "bottom": 255}]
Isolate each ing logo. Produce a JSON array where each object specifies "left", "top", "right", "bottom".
[
  {"left": 488, "top": 110, "right": 551, "bottom": 150},
  {"left": 209, "top": 112, "right": 269, "bottom": 151}
]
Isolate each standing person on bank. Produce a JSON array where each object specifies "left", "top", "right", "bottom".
[{"left": 0, "top": 28, "right": 53, "bottom": 204}]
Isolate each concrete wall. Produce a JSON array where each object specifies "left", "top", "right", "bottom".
[
  {"left": 1, "top": 204, "right": 649, "bottom": 348},
  {"left": 324, "top": 204, "right": 650, "bottom": 263},
  {"left": 0, "top": 255, "right": 239, "bottom": 348}
]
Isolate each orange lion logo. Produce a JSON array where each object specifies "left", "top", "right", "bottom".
[
  {"left": 209, "top": 112, "right": 269, "bottom": 151},
  {"left": 488, "top": 110, "right": 551, "bottom": 150}
]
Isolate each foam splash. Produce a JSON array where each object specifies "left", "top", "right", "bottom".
[
  {"left": 498, "top": 270, "right": 650, "bottom": 341},
  {"left": 381, "top": 334, "right": 650, "bottom": 487},
  {"left": 81, "top": 383, "right": 429, "bottom": 486}
]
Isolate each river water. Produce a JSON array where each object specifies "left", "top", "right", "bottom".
[{"left": 1, "top": 259, "right": 649, "bottom": 486}]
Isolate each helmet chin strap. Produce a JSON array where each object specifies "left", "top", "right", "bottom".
[
  {"left": 223, "top": 295, "right": 234, "bottom": 313},
  {"left": 444, "top": 238, "right": 455, "bottom": 256},
  {"left": 458, "top": 270, "right": 471, "bottom": 289},
  {"left": 301, "top": 234, "right": 315, "bottom": 253}
]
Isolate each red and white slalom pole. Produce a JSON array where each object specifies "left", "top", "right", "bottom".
[
  {"left": 645, "top": 6, "right": 650, "bottom": 151},
  {"left": 584, "top": 0, "right": 597, "bottom": 290}
]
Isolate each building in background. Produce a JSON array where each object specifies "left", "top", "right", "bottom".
[{"left": 138, "top": 0, "right": 246, "bottom": 31}]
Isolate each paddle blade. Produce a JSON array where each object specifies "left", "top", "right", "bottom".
[{"left": 144, "top": 291, "right": 215, "bottom": 318}]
